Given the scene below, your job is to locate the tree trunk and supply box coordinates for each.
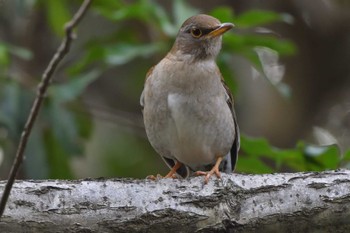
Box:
[0,169,349,232]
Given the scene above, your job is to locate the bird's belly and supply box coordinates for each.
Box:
[166,93,234,167]
[166,113,213,166]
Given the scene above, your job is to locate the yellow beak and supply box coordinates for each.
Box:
[207,23,235,38]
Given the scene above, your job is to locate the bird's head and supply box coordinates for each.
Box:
[170,14,234,62]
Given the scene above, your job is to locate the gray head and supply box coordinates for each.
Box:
[170,14,234,61]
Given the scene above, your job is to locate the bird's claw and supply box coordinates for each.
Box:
[146,174,163,180]
[146,173,178,180]
[195,168,221,184]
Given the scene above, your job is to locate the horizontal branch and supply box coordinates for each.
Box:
[0,170,350,232]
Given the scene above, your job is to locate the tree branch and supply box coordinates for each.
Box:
[0,0,92,217]
[0,170,349,232]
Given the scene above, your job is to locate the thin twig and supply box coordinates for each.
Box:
[0,0,92,218]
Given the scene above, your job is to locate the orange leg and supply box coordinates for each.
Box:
[195,156,223,184]
[164,161,182,178]
[147,161,182,180]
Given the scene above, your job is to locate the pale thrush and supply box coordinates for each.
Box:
[140,14,240,183]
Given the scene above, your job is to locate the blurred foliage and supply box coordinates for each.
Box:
[0,0,349,180]
[240,136,347,173]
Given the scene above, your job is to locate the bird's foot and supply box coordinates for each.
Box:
[195,169,221,184]
[195,156,223,184]
[147,161,182,180]
[146,174,178,180]
[146,174,163,180]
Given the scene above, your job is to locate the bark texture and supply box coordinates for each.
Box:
[0,170,350,232]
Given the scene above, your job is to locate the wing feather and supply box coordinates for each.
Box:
[220,74,240,171]
[140,66,155,110]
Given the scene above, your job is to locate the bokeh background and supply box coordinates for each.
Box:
[0,0,350,180]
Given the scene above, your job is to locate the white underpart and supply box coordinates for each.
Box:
[167,93,216,166]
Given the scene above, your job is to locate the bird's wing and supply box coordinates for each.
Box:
[221,74,240,171]
[140,66,155,110]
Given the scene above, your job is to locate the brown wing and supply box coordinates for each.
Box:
[221,75,240,171]
[140,66,155,111]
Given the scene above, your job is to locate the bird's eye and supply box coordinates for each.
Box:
[190,28,202,38]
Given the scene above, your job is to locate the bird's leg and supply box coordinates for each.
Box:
[195,156,223,184]
[164,161,182,178]
[147,161,182,180]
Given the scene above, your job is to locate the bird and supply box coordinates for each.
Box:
[140,14,240,184]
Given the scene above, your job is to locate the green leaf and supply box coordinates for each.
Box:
[0,81,31,138]
[224,33,295,97]
[240,136,274,156]
[0,44,9,66]
[0,112,12,133]
[241,48,264,70]
[235,10,282,28]
[303,144,340,170]
[210,7,235,23]
[151,3,177,36]
[43,127,73,179]
[273,148,304,171]
[68,46,105,75]
[93,1,122,20]
[252,37,296,56]
[341,150,350,168]
[7,44,33,60]
[50,70,101,103]
[94,0,176,36]
[92,0,122,12]
[0,42,32,72]
[225,34,296,56]
[73,103,93,140]
[231,46,292,98]
[61,101,93,141]
[237,157,274,173]
[47,70,98,157]
[343,150,350,162]
[240,136,342,172]
[217,53,238,94]
[24,127,49,179]
[46,99,82,155]
[102,0,153,21]
[45,0,71,36]
[173,0,199,28]
[223,32,297,97]
[105,42,165,65]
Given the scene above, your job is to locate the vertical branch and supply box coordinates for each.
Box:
[0,0,92,218]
